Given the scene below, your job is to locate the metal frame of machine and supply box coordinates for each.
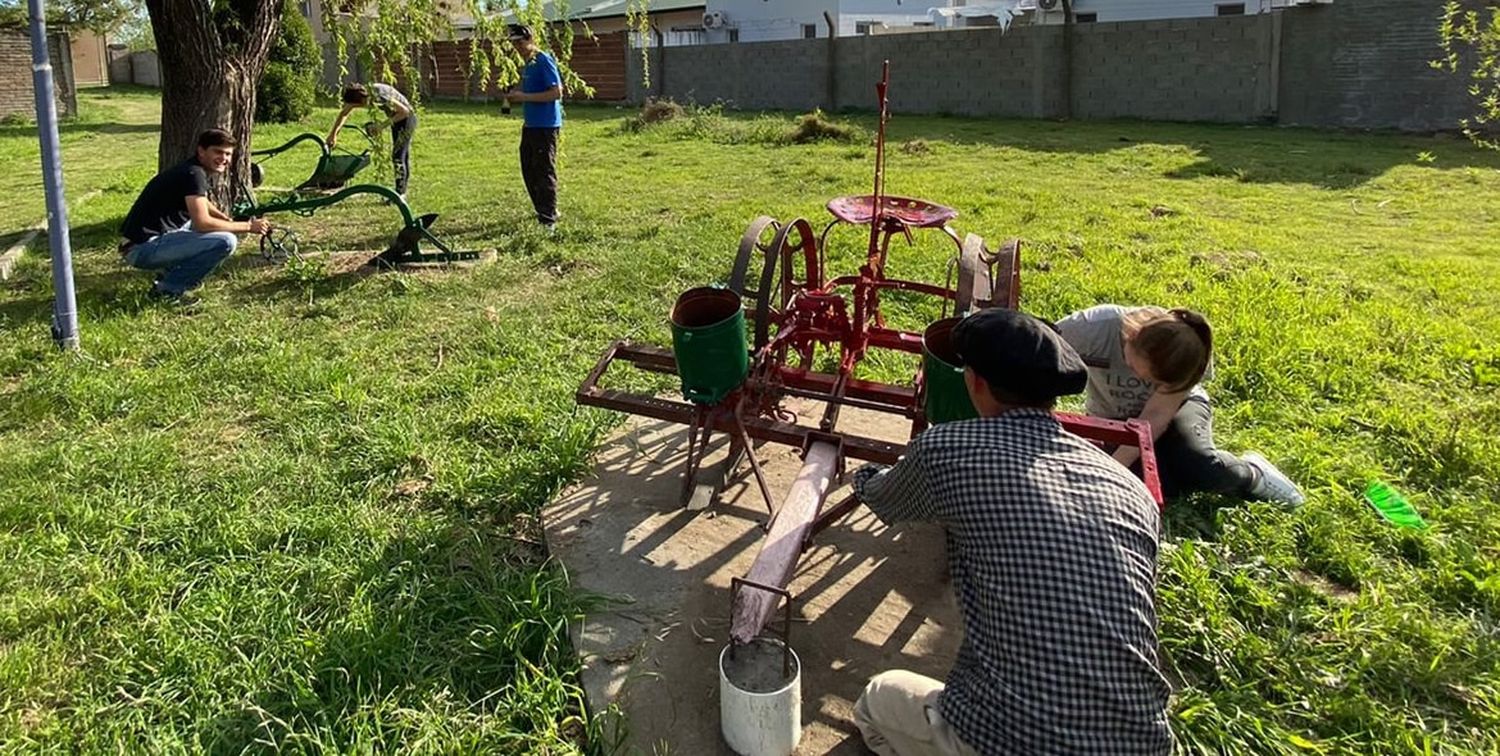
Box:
[576,62,1163,647]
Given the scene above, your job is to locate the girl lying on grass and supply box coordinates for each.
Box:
[1057,305,1305,506]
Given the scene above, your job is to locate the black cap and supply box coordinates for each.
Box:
[951,309,1087,402]
[507,23,534,40]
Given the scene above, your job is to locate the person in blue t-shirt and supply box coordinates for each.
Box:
[504,24,563,229]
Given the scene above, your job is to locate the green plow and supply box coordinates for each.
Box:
[234,129,479,267]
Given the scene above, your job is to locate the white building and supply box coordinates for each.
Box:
[698,0,1305,41]
[700,0,966,43]
[1014,0,1291,25]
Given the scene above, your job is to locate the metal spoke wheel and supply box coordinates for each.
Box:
[259,227,302,264]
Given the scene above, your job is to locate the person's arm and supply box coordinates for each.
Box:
[508,85,562,103]
[367,100,412,134]
[852,438,939,526]
[511,55,563,104]
[327,104,356,146]
[187,195,269,235]
[1113,389,1189,467]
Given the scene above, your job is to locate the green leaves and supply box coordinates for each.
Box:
[1435,2,1500,151]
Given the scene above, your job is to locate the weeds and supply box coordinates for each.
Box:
[619,101,866,146]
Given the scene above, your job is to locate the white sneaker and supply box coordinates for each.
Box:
[1244,452,1306,507]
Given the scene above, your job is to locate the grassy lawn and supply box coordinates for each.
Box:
[2,88,1499,753]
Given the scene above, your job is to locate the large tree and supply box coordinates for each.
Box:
[144,0,282,204]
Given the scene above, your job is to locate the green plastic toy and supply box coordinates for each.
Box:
[1364,481,1428,530]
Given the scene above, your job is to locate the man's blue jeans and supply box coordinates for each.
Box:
[124,227,237,295]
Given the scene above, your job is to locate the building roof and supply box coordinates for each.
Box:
[453,0,703,30]
[560,0,705,20]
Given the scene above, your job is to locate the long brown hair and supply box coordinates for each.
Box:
[1124,307,1213,392]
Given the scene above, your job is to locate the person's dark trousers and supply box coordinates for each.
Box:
[520,126,559,226]
[391,114,416,196]
[1151,397,1257,499]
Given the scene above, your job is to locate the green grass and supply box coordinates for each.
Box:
[2,88,1500,753]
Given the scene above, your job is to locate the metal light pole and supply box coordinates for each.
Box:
[27,0,80,350]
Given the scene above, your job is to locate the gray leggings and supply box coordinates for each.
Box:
[1149,397,1257,499]
[391,114,416,194]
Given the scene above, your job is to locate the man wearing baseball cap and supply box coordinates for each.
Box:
[851,309,1172,756]
[503,23,563,230]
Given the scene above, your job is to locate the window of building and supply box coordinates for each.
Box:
[670,26,706,46]
[803,23,817,39]
[1076,12,1098,22]
[855,21,873,35]
[1216,3,1246,15]
[728,28,740,43]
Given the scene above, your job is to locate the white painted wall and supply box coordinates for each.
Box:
[703,0,836,42]
[703,0,952,42]
[1025,0,1274,24]
[834,0,946,36]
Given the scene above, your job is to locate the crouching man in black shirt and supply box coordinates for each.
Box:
[119,128,271,303]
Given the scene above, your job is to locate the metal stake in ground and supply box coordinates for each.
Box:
[27,0,79,350]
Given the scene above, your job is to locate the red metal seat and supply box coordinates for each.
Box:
[826,195,958,228]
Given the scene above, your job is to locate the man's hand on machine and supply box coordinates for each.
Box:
[247,217,272,235]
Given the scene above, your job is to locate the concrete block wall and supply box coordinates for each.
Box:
[128,50,160,88]
[625,0,1483,133]
[0,28,76,120]
[107,45,132,85]
[832,27,1066,118]
[643,38,830,112]
[1278,1,1477,131]
[1072,16,1272,123]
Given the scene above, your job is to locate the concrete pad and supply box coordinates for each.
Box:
[544,400,963,755]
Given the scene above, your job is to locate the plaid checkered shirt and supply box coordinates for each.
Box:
[853,408,1173,755]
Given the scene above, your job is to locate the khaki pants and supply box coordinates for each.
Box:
[854,671,979,756]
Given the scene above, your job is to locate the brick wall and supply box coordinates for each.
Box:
[0,28,75,120]
[424,33,628,102]
[626,0,1481,133]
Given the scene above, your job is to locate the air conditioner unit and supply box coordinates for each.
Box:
[1036,0,1059,10]
[703,10,730,29]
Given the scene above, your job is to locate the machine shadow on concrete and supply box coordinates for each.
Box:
[544,403,963,755]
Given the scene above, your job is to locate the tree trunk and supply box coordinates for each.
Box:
[145,0,283,208]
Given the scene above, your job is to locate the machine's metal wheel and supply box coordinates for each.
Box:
[260,227,302,263]
[729,217,787,352]
[953,235,1022,315]
[729,216,821,352]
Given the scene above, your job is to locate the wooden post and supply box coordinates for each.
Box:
[1060,0,1075,120]
[824,11,837,111]
[730,441,841,644]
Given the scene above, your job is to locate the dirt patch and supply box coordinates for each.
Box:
[1294,570,1359,602]
[900,139,931,156]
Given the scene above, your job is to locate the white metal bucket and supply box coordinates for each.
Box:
[719,638,802,756]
